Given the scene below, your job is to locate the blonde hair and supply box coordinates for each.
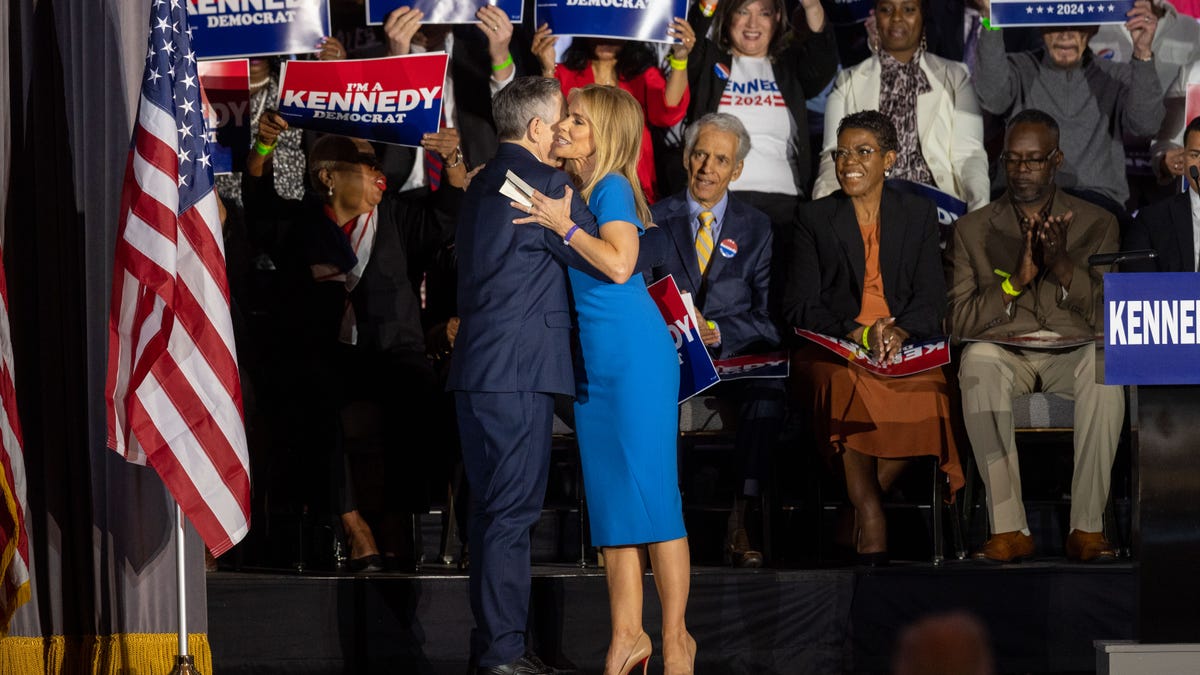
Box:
[567,85,652,227]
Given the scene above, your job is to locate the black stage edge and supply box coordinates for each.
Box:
[208,562,1133,674]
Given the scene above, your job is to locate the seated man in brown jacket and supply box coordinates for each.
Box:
[947,109,1124,564]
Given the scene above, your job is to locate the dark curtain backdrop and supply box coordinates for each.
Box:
[2,0,210,671]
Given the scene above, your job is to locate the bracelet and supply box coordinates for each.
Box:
[492,52,514,72]
[667,54,688,71]
[861,324,871,350]
[1133,52,1154,62]
[563,224,581,245]
[980,17,1001,31]
[1001,278,1023,297]
[445,147,463,168]
[253,139,277,156]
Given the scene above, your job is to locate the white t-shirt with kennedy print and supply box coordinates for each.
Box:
[717,55,798,196]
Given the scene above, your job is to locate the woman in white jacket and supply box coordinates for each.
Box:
[813,0,989,211]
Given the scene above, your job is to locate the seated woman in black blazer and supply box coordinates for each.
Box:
[784,110,963,565]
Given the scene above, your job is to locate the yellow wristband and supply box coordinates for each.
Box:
[1001,278,1023,297]
[861,324,871,350]
[667,54,688,71]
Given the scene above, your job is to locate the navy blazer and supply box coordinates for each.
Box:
[783,187,945,340]
[447,143,605,395]
[1124,190,1194,273]
[650,191,779,358]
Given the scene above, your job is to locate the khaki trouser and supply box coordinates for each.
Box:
[958,343,1124,534]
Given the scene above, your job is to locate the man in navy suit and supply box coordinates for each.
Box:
[447,76,596,675]
[650,113,784,568]
[1125,115,1200,273]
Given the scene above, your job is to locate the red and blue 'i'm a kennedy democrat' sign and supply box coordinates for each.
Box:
[989,0,1134,27]
[647,275,720,403]
[187,0,331,59]
[276,54,448,147]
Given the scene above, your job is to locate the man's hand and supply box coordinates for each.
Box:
[1127,0,1159,60]
[384,7,424,56]
[1039,210,1075,289]
[1010,218,1039,295]
[446,317,460,348]
[1161,147,1187,177]
[695,309,720,346]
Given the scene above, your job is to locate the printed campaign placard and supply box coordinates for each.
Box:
[276,54,448,147]
[367,0,523,25]
[885,178,967,249]
[197,59,251,175]
[989,0,1134,28]
[187,0,331,60]
[1104,272,1200,384]
[795,329,950,377]
[536,0,688,43]
[647,275,721,403]
[825,0,873,25]
[713,351,790,381]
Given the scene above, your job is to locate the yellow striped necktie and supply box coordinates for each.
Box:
[696,210,715,274]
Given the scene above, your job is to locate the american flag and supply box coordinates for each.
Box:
[105,0,251,556]
[0,242,31,635]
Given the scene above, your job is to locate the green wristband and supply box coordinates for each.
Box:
[492,52,514,72]
[253,139,277,156]
[981,17,1001,31]
[861,324,871,350]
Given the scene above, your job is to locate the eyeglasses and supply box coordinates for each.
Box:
[1000,148,1059,171]
[831,146,882,163]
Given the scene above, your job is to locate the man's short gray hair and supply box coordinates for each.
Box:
[683,113,751,163]
[493,76,563,142]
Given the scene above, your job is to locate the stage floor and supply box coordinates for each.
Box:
[208,559,1133,674]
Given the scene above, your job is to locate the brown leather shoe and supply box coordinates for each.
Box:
[725,528,763,568]
[971,531,1035,563]
[1066,530,1118,563]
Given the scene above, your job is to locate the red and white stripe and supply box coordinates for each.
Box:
[106,96,251,556]
[0,242,31,635]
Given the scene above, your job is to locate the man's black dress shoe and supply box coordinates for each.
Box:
[346,554,384,573]
[476,652,554,675]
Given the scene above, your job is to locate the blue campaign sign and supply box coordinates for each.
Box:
[825,0,873,25]
[990,1,1134,27]
[537,0,688,43]
[366,0,523,25]
[885,178,968,248]
[187,0,331,59]
[1104,273,1200,384]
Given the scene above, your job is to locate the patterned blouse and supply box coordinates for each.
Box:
[878,49,936,187]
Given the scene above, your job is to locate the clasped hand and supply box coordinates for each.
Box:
[862,317,909,366]
[1013,210,1074,292]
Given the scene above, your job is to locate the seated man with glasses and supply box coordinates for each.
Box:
[947,109,1124,564]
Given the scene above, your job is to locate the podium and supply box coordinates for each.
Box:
[1098,273,1200,669]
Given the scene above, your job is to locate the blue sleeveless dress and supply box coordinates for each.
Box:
[569,174,686,547]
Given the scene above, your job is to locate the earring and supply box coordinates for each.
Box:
[328,183,334,197]
[920,31,927,54]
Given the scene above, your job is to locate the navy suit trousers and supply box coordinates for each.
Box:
[455,390,554,667]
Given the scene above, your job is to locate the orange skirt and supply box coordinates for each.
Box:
[791,344,964,494]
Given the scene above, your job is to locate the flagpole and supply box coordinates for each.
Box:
[170,503,198,674]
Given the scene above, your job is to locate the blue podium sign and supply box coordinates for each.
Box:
[1104,272,1200,384]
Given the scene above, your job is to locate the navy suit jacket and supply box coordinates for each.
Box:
[783,187,945,340]
[650,191,779,359]
[446,143,602,396]
[1124,190,1194,273]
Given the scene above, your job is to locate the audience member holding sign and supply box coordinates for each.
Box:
[513,85,695,675]
[785,111,963,567]
[813,0,989,212]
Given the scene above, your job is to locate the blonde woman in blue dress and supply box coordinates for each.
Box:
[513,83,696,675]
